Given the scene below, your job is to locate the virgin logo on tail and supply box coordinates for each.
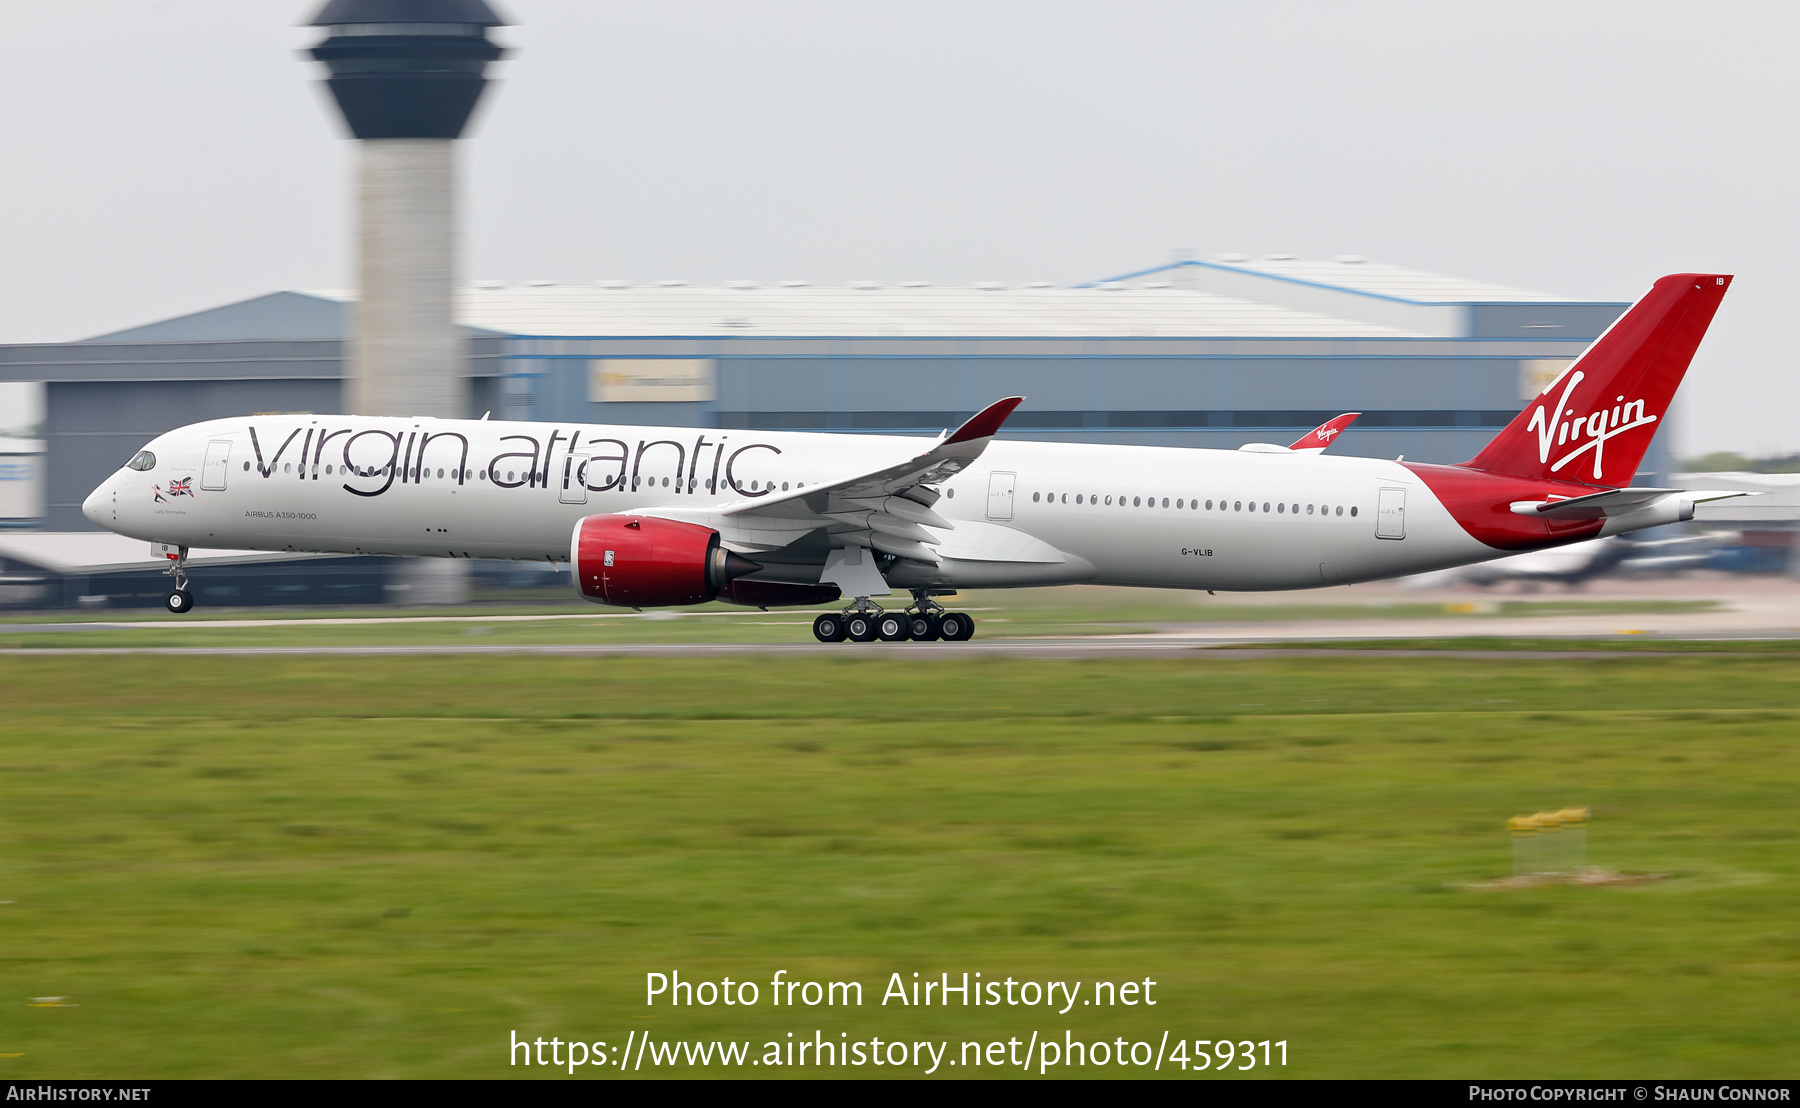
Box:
[1525,370,1657,482]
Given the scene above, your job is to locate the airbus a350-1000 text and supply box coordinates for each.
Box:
[85,273,1744,642]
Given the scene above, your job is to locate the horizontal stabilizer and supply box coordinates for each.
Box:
[1512,487,1753,519]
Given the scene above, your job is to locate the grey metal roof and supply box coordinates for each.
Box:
[71,258,1625,345]
[1094,256,1573,304]
[82,292,347,344]
[301,285,1421,339]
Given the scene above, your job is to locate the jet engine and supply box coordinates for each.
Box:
[571,514,760,607]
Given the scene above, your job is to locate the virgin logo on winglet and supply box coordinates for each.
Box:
[1524,370,1657,483]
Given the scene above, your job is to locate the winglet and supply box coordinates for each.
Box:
[944,396,1026,445]
[1290,412,1360,454]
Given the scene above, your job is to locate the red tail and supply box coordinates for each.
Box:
[1466,274,1731,484]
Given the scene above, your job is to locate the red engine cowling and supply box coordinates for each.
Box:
[571,514,760,607]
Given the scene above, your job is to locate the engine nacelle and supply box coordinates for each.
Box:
[718,579,842,608]
[570,514,759,608]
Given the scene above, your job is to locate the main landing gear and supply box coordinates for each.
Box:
[162,546,196,614]
[811,591,974,644]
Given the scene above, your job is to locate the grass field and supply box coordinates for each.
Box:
[1,652,1796,1078]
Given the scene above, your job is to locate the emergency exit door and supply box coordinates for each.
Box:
[987,471,1016,520]
[560,455,589,504]
[201,440,232,491]
[1376,487,1407,539]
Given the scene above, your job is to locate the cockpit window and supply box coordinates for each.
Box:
[126,450,155,471]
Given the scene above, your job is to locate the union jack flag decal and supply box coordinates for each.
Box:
[154,477,195,503]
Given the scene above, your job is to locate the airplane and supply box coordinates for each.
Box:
[84,273,1747,643]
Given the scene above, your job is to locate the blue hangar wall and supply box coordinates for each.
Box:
[0,289,1648,532]
[497,329,1638,465]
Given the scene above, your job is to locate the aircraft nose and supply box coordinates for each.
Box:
[82,477,113,527]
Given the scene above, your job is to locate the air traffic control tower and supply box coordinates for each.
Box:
[306,0,506,419]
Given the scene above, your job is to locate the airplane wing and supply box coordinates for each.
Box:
[639,396,1026,565]
[1289,412,1361,454]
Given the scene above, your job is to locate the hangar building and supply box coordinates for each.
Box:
[0,255,1637,535]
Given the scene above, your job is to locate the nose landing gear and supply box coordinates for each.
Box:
[161,545,196,614]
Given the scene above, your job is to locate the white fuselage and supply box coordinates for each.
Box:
[85,414,1516,593]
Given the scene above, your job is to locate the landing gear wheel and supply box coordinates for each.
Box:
[812,613,847,643]
[165,588,195,614]
[908,613,941,641]
[845,613,879,643]
[876,613,911,642]
[938,611,975,641]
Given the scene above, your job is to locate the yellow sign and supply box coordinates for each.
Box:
[589,359,716,404]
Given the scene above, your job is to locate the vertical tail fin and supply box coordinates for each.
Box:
[1465,274,1731,485]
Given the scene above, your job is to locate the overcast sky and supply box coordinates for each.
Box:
[1,1,1795,455]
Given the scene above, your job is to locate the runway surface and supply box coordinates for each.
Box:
[4,640,1793,660]
[5,576,1798,655]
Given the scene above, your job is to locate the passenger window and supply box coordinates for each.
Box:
[1105,495,1113,505]
[1350,506,1358,517]
[1162,498,1169,508]
[1306,504,1314,515]
[947,488,956,498]
[1206,500,1213,509]
[1176,499,1183,509]
[1076,494,1083,504]
[1277,502,1284,513]
[1033,492,1040,502]
[1334,505,1342,516]
[1234,501,1242,511]
[1132,497,1140,507]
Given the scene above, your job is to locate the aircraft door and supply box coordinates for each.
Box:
[560,454,589,504]
[201,440,232,491]
[1376,487,1406,539]
[986,471,1016,521]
